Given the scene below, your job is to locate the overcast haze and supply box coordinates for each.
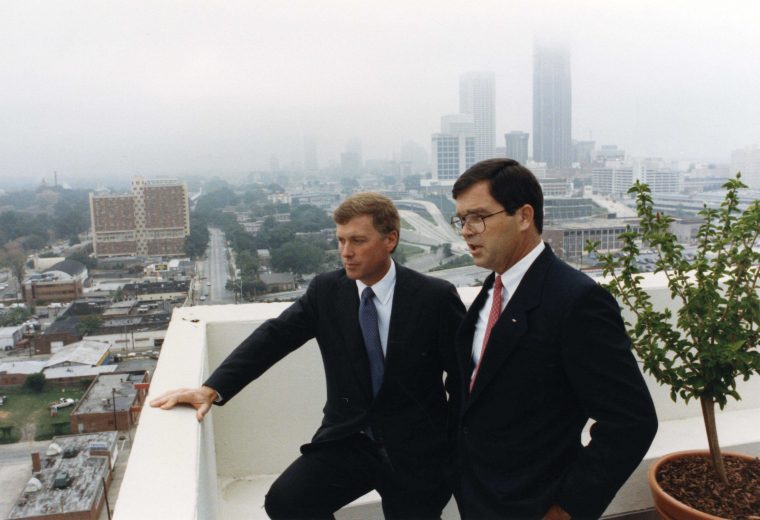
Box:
[2,0,759,183]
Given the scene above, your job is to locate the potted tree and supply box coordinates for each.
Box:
[585,174,760,519]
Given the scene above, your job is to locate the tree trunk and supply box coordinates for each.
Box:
[700,396,728,485]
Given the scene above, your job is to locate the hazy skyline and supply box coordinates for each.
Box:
[2,0,760,182]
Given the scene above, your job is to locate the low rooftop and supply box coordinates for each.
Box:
[73,372,145,415]
[8,432,118,519]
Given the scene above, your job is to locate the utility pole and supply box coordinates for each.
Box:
[111,388,118,431]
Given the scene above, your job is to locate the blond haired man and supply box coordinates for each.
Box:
[152,193,464,519]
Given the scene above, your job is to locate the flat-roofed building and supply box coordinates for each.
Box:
[544,218,641,261]
[8,432,118,520]
[0,325,24,350]
[22,260,88,305]
[70,371,149,433]
[90,177,189,258]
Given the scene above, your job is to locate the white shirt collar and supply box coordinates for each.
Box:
[497,241,545,298]
[356,260,396,305]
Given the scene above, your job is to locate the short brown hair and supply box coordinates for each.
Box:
[452,158,544,233]
[333,192,400,236]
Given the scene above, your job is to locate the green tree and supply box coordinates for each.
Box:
[586,175,760,484]
[24,372,47,393]
[272,240,325,275]
[184,218,210,259]
[290,204,333,232]
[78,315,103,336]
[66,250,98,270]
[236,250,259,278]
[257,218,296,250]
[0,246,26,288]
[0,307,32,326]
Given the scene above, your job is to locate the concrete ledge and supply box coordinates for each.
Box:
[114,288,760,520]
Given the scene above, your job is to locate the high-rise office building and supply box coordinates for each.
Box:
[460,71,495,163]
[533,43,572,169]
[505,131,530,164]
[90,177,189,258]
[430,115,477,185]
[730,146,760,190]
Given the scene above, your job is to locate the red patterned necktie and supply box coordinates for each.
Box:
[469,275,503,393]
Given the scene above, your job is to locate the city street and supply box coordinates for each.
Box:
[200,227,235,305]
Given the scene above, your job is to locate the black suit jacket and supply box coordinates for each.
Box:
[455,245,657,519]
[205,264,465,483]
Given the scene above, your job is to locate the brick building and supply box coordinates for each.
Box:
[89,177,189,258]
[70,371,149,433]
[22,260,88,305]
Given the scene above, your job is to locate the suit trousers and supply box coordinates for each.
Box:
[264,434,446,520]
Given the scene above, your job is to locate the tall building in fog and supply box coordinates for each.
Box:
[303,135,318,171]
[90,177,189,258]
[460,71,495,162]
[430,115,476,185]
[505,131,530,164]
[533,43,572,169]
[730,145,760,190]
[341,139,363,174]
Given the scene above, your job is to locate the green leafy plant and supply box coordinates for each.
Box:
[585,174,760,484]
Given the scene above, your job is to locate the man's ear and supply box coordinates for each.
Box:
[517,204,535,230]
[386,230,400,252]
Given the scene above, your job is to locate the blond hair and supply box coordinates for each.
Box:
[333,192,400,236]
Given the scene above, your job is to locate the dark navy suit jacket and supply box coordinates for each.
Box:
[455,245,658,519]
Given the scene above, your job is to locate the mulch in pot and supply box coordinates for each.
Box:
[657,454,760,519]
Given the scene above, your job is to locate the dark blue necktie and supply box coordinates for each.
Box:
[359,287,385,397]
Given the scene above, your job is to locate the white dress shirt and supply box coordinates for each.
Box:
[471,242,545,365]
[356,260,396,356]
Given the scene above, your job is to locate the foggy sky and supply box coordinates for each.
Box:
[1,0,759,182]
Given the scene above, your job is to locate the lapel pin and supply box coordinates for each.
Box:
[511,318,517,323]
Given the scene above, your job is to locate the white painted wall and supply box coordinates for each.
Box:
[114,277,760,520]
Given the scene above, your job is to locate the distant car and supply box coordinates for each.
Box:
[206,282,211,286]
[199,295,207,301]
[49,398,75,410]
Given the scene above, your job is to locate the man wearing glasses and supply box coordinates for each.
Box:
[449,159,657,520]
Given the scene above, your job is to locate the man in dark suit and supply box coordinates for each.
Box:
[150,193,465,519]
[450,159,658,520]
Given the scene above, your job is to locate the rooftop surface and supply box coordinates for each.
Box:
[44,340,110,369]
[8,432,118,519]
[73,372,145,415]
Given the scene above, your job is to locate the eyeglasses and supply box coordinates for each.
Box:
[450,210,507,234]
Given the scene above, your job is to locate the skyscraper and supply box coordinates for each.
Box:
[431,115,477,184]
[731,146,760,190]
[505,131,530,164]
[460,71,495,162]
[533,42,572,169]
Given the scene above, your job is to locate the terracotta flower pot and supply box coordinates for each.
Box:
[648,449,754,520]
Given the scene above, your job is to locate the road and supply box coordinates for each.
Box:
[199,227,235,305]
[0,440,49,518]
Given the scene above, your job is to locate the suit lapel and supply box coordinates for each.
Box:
[335,272,373,401]
[465,246,556,405]
[384,264,422,378]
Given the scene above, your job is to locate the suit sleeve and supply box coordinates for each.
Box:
[555,283,658,519]
[437,282,466,436]
[203,276,320,405]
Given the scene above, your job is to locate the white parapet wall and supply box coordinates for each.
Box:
[114,276,760,520]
